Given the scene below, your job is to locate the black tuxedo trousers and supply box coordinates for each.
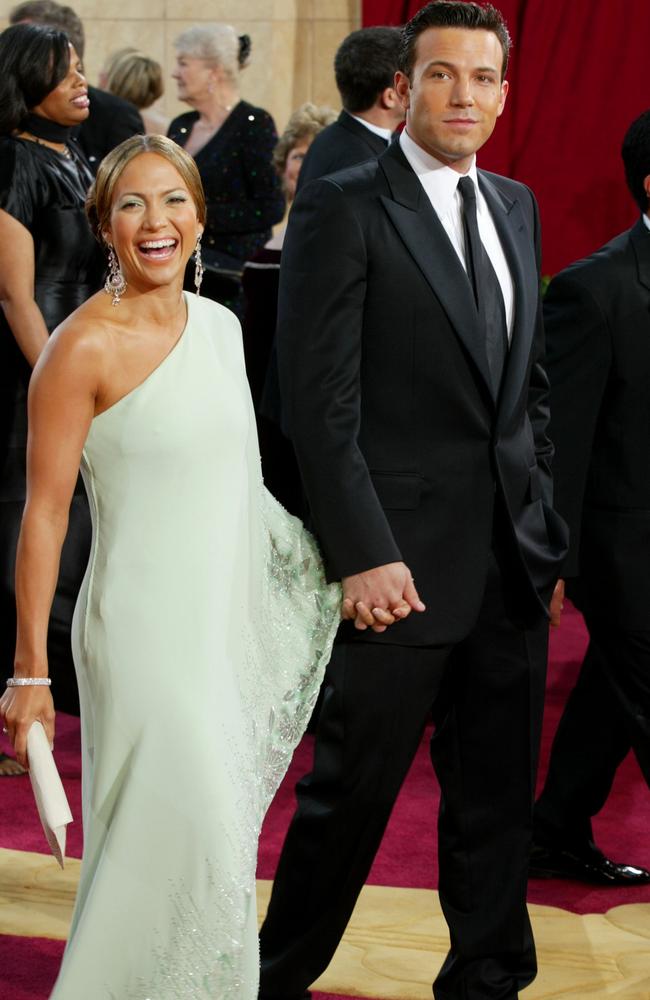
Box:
[259,548,549,1000]
[534,221,650,843]
[534,613,650,848]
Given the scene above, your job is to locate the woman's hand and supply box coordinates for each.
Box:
[341,597,399,633]
[0,683,55,769]
[341,562,425,632]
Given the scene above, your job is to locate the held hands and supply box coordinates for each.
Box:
[549,578,565,629]
[341,561,426,633]
[0,682,55,770]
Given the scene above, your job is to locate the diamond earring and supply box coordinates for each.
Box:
[104,244,127,306]
[194,234,204,295]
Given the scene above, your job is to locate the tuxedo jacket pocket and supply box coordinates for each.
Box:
[527,465,543,503]
[370,471,423,510]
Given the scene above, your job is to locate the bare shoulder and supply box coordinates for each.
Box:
[33,291,113,388]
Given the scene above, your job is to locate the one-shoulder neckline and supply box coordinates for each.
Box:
[93,292,192,423]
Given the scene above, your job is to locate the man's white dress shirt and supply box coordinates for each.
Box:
[399,128,515,340]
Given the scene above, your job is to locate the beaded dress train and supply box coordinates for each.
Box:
[50,293,340,998]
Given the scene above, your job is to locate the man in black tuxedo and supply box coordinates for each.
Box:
[259,4,567,999]
[531,111,650,887]
[9,0,143,172]
[75,84,143,174]
[296,26,404,191]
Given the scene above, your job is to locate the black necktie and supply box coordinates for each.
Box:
[457,175,508,396]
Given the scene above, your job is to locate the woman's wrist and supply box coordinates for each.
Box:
[13,656,49,680]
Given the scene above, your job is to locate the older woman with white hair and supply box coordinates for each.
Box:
[168,24,284,312]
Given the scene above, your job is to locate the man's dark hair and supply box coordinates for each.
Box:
[334,26,402,113]
[0,22,71,135]
[9,0,84,58]
[399,1,511,81]
[622,110,650,213]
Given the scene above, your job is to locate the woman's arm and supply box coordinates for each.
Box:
[0,208,50,366]
[0,321,100,766]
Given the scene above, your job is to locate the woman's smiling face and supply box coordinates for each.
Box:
[31,45,90,126]
[104,152,203,293]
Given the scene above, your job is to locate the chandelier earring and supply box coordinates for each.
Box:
[194,234,204,295]
[104,243,127,306]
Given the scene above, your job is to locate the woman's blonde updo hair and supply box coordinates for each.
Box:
[173,24,248,83]
[273,102,338,175]
[86,135,207,241]
[104,47,163,109]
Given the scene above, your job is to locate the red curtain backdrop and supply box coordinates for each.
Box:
[362,0,650,275]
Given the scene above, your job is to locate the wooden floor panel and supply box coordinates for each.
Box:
[2,849,648,999]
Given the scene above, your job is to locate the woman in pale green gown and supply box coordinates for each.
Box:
[0,135,348,998]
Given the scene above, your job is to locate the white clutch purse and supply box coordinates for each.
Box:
[27,721,73,869]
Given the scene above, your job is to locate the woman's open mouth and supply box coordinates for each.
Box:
[137,239,178,260]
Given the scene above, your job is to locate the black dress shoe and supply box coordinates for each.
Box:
[530,840,650,886]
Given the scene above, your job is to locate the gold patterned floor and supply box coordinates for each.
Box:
[1,847,648,999]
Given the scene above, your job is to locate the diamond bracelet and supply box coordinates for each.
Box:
[6,677,51,687]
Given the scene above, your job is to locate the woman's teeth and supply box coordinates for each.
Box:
[139,240,177,258]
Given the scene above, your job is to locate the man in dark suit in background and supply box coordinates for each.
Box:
[531,110,650,887]
[10,0,143,172]
[296,26,404,191]
[259,4,567,999]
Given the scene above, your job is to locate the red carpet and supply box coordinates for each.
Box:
[0,937,65,1000]
[1,603,648,1000]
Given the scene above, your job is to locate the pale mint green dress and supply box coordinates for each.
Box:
[51,293,340,999]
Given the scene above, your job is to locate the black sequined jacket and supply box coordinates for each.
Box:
[168,101,285,265]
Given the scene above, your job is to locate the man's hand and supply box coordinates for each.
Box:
[550,578,565,629]
[341,561,425,633]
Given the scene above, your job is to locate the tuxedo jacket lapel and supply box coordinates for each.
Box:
[478,172,537,425]
[379,144,495,402]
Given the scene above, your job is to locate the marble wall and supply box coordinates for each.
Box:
[0,0,360,135]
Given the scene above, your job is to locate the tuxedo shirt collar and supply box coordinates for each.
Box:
[347,112,392,143]
[399,128,478,219]
[643,213,650,232]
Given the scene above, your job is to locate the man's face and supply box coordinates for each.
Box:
[395,26,508,172]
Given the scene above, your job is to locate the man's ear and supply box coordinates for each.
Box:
[496,79,509,118]
[379,85,400,110]
[644,173,650,204]
[394,70,411,112]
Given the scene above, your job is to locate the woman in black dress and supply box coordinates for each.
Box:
[168,24,285,313]
[0,24,104,760]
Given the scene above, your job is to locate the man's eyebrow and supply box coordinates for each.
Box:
[422,59,499,74]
